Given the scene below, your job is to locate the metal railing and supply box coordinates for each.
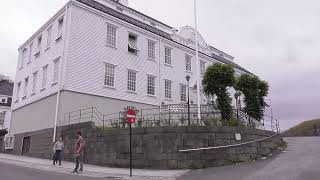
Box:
[60,105,280,132]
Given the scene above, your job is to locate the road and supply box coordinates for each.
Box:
[0,162,112,180]
[178,137,320,180]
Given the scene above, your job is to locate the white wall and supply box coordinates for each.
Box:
[12,7,69,111]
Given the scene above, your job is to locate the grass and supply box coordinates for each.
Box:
[283,118,320,137]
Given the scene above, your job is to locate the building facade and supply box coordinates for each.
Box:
[0,76,13,131]
[10,0,251,137]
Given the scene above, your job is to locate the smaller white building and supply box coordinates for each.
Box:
[0,76,13,131]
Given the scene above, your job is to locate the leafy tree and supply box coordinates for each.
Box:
[202,63,235,120]
[235,74,269,121]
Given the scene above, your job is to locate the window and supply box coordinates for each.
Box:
[104,64,115,87]
[53,59,60,83]
[23,77,29,98]
[185,55,191,71]
[32,71,38,94]
[28,43,33,63]
[164,47,172,65]
[147,75,155,96]
[128,34,139,54]
[127,70,137,92]
[180,84,187,102]
[147,40,155,60]
[46,26,52,49]
[165,80,172,99]
[0,97,7,103]
[16,82,21,101]
[20,48,27,68]
[35,36,42,56]
[200,60,206,75]
[106,24,117,47]
[57,18,64,40]
[42,65,48,88]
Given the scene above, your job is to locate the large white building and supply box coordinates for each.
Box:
[10,0,252,137]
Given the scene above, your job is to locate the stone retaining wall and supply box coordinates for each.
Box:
[8,122,282,169]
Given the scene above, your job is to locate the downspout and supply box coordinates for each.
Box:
[53,3,70,142]
[194,0,201,120]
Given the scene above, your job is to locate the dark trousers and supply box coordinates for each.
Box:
[74,153,84,172]
[53,150,62,165]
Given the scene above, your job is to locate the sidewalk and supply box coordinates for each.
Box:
[0,153,188,180]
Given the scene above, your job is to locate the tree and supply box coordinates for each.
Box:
[202,63,235,120]
[235,74,269,121]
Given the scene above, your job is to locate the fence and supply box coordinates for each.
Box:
[60,104,280,132]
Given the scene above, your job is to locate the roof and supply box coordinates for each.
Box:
[76,0,253,75]
[0,79,14,96]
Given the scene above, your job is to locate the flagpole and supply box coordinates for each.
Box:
[194,0,201,120]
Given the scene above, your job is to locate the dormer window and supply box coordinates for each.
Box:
[128,33,139,54]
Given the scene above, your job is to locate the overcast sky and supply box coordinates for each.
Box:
[1,0,319,130]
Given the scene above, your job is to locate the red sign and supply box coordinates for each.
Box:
[126,109,136,124]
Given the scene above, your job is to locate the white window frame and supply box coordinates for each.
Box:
[127,70,137,92]
[128,33,139,54]
[20,48,27,69]
[23,77,29,99]
[200,60,206,75]
[180,84,187,102]
[164,80,172,99]
[32,71,38,94]
[147,75,156,96]
[56,17,64,40]
[104,63,116,88]
[164,46,172,65]
[185,54,192,72]
[5,136,14,150]
[0,97,7,103]
[16,82,21,102]
[106,23,117,47]
[42,65,48,89]
[46,26,52,49]
[35,35,42,56]
[147,40,156,60]
[28,42,33,63]
[53,58,60,84]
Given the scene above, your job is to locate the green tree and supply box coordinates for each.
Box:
[202,63,235,120]
[235,74,269,121]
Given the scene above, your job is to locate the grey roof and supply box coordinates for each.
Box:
[0,80,14,96]
[76,0,253,75]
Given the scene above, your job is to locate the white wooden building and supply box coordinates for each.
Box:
[10,0,252,136]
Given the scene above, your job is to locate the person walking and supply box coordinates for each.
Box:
[71,131,85,174]
[53,137,64,166]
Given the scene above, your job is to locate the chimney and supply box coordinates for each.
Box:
[115,0,128,6]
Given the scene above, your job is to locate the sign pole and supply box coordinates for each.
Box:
[129,122,132,177]
[126,108,135,178]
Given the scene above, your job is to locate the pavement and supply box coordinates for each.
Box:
[1,137,320,180]
[0,153,187,180]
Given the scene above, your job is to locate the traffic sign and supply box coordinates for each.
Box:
[127,108,136,124]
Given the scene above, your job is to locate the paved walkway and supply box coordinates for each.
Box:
[0,153,188,180]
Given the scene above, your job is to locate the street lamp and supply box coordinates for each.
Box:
[234,91,241,121]
[186,75,191,126]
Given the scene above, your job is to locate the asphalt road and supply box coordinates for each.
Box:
[178,137,320,180]
[0,162,112,180]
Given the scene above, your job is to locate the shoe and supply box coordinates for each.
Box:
[70,170,77,173]
[77,170,83,174]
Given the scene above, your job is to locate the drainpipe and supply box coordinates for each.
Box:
[194,0,201,120]
[53,4,70,142]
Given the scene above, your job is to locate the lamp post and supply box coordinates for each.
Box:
[234,91,241,121]
[186,75,191,126]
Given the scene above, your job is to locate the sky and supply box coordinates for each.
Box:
[1,0,319,130]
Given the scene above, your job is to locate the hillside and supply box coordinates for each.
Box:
[283,119,320,137]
